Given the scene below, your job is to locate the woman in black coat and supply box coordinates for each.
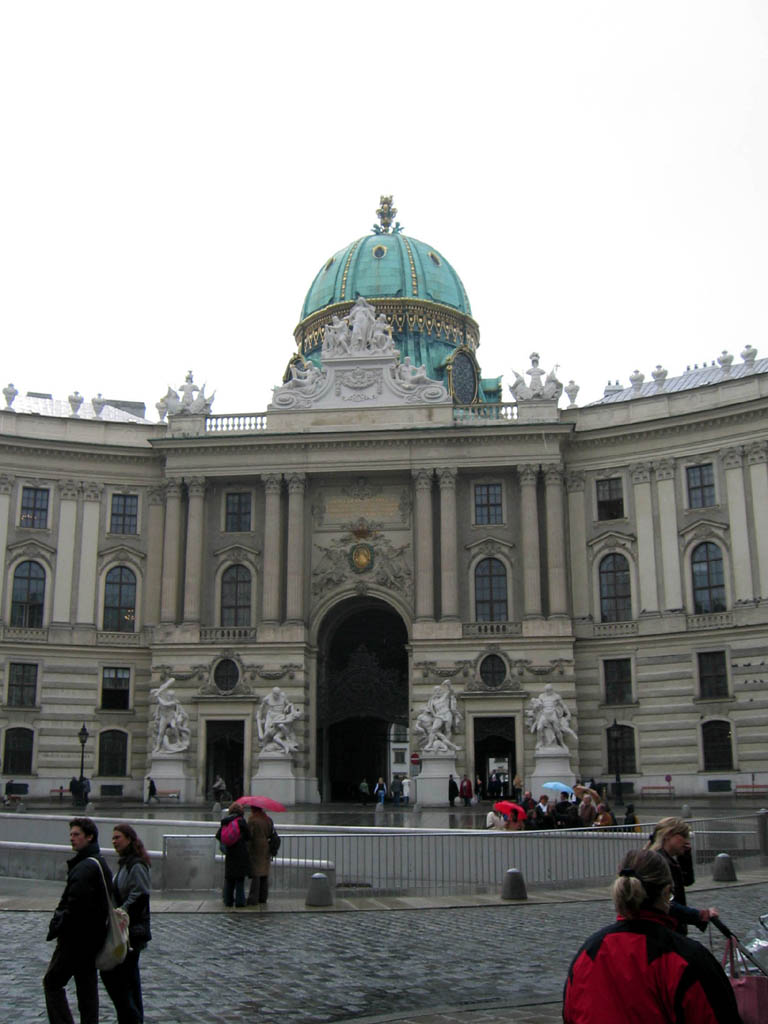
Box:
[101,822,152,1023]
[216,802,251,907]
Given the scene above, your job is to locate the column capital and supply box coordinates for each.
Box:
[543,463,564,486]
[186,476,206,498]
[0,473,14,495]
[747,440,768,466]
[148,486,166,506]
[58,479,80,500]
[565,470,585,493]
[721,446,744,470]
[654,458,676,481]
[82,482,103,502]
[165,478,183,500]
[412,468,434,490]
[287,472,307,495]
[437,467,457,490]
[518,464,539,486]
[262,473,282,495]
[630,462,651,485]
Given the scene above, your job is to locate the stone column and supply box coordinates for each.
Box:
[413,469,434,620]
[722,447,754,602]
[0,475,14,615]
[566,472,589,619]
[519,465,542,618]
[160,479,183,623]
[76,483,103,624]
[183,477,206,623]
[544,463,568,616]
[747,441,768,601]
[654,459,683,610]
[285,473,306,622]
[144,487,165,625]
[261,474,282,623]
[52,480,80,623]
[630,462,659,614]
[437,467,459,620]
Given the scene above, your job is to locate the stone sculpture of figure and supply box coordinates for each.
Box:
[150,678,191,753]
[256,686,302,755]
[510,353,562,402]
[284,360,321,390]
[348,297,376,352]
[414,679,463,754]
[525,683,577,749]
[370,314,393,351]
[323,315,351,356]
[394,357,430,388]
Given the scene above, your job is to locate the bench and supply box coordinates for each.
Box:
[157,789,180,800]
[641,785,675,797]
[50,788,66,801]
[735,785,768,797]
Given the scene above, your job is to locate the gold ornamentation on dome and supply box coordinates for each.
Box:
[373,195,401,234]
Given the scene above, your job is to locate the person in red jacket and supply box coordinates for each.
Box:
[563,848,740,1023]
[459,775,473,806]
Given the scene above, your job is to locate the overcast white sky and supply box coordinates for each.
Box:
[1,2,766,418]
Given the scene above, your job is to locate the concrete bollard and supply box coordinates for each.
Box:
[757,809,768,867]
[681,804,692,819]
[712,852,737,882]
[306,872,334,907]
[501,868,528,900]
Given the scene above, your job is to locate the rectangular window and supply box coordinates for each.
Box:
[393,749,406,764]
[20,487,49,529]
[604,659,632,705]
[596,478,624,520]
[225,492,251,532]
[698,651,728,700]
[101,667,131,710]
[687,464,715,509]
[474,483,503,525]
[110,494,139,534]
[7,663,37,707]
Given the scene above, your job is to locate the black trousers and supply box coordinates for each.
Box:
[43,941,99,1024]
[101,949,144,1023]
[247,875,269,904]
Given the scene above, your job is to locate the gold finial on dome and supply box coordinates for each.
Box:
[374,195,400,235]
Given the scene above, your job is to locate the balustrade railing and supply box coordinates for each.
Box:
[205,412,268,433]
[453,403,517,423]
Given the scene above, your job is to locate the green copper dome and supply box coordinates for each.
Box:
[300,231,471,320]
[292,198,498,404]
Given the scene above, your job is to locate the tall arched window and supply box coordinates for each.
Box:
[11,560,45,628]
[599,554,631,622]
[98,730,128,776]
[702,720,733,771]
[475,558,508,622]
[3,727,34,774]
[606,724,636,774]
[221,565,251,626]
[103,566,136,632]
[692,542,726,614]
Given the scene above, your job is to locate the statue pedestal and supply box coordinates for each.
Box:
[251,750,299,806]
[413,753,458,808]
[149,752,195,802]
[529,746,575,802]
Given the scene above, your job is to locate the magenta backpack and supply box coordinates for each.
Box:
[220,816,242,848]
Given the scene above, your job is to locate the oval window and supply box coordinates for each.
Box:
[214,659,239,692]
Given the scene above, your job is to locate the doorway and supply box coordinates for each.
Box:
[317,598,408,801]
[205,720,244,802]
[474,717,516,798]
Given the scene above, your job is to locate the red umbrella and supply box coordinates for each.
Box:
[237,795,286,812]
[494,800,527,821]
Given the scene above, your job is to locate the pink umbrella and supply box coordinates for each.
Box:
[237,795,286,812]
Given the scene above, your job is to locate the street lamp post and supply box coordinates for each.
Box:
[78,723,89,808]
[609,718,624,808]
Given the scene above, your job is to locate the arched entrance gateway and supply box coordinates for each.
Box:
[316,597,409,801]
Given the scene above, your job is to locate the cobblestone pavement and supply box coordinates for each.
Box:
[1,880,766,1023]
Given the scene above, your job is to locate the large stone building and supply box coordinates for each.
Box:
[2,200,767,803]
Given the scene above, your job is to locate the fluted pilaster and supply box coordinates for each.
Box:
[183,477,206,622]
[544,464,568,616]
[160,479,183,623]
[438,467,458,619]
[261,474,282,623]
[413,469,434,619]
[519,465,541,617]
[286,473,307,622]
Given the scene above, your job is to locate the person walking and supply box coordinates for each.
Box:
[246,806,273,905]
[563,848,739,1022]
[144,776,159,804]
[359,777,370,805]
[390,775,403,806]
[100,823,151,1023]
[212,774,226,804]
[448,774,459,806]
[459,774,473,806]
[647,816,718,936]
[401,776,410,805]
[43,816,113,1024]
[215,802,250,907]
[373,777,387,804]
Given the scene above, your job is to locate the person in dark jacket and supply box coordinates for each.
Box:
[563,848,740,1023]
[100,823,151,1023]
[647,816,718,936]
[43,816,113,1024]
[215,802,250,907]
[246,807,273,905]
[448,774,459,806]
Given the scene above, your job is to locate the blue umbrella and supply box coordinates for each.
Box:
[541,781,574,795]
